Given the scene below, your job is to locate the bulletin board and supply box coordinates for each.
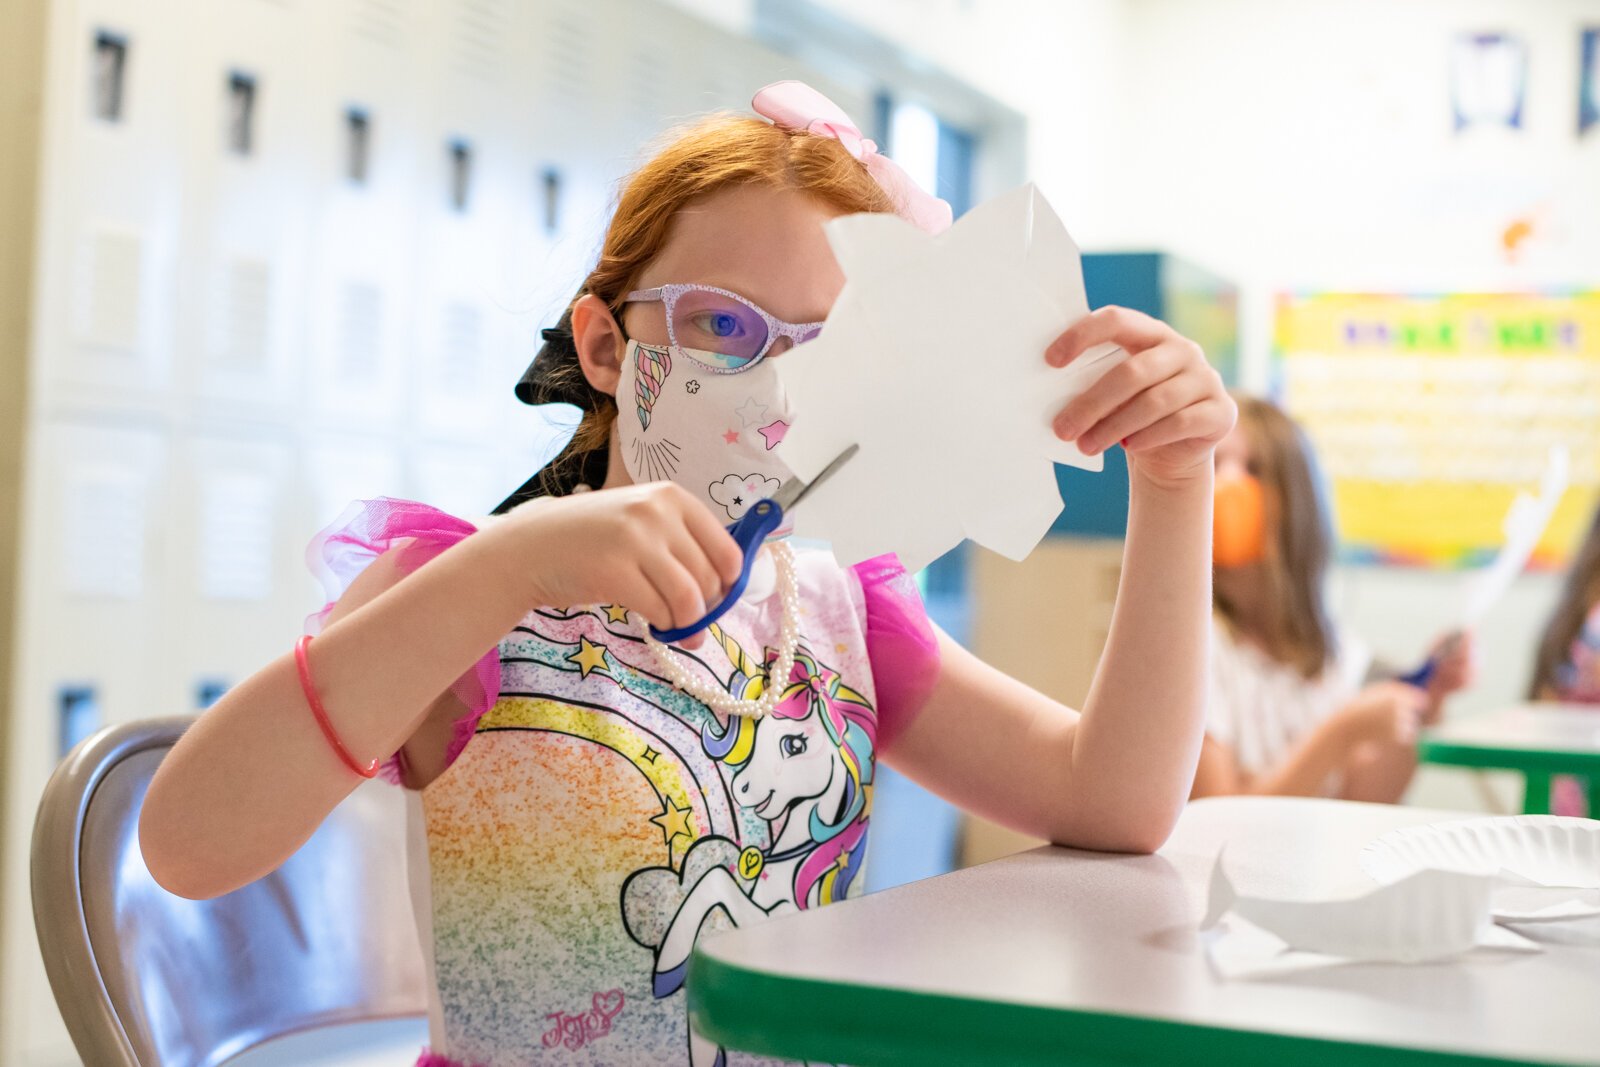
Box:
[1274,292,1600,568]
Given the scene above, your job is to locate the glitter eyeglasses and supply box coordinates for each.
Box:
[622,283,825,372]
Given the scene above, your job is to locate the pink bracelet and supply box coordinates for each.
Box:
[294,634,379,779]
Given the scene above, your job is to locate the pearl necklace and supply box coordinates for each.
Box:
[642,540,800,719]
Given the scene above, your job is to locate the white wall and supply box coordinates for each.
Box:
[1108,0,1600,384]
[805,0,1131,246]
[799,0,1600,433]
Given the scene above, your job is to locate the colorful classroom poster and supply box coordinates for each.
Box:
[1275,292,1600,568]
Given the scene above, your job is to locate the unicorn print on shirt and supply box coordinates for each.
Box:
[622,625,876,1067]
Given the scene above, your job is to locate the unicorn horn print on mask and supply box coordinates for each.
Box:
[633,343,671,431]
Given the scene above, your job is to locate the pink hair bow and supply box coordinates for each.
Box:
[751,80,954,236]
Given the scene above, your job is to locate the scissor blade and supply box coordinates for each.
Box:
[771,443,859,512]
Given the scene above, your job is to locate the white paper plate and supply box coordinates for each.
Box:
[1361,816,1600,922]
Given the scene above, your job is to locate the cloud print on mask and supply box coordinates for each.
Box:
[709,474,781,520]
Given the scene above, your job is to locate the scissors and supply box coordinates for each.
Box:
[649,444,859,644]
[1396,630,1464,689]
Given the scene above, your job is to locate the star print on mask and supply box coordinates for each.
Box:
[757,420,789,450]
[722,429,740,444]
[734,396,769,427]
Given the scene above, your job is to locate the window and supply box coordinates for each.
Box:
[448,138,473,211]
[877,94,978,217]
[345,107,371,183]
[92,32,128,121]
[226,71,257,155]
[937,124,976,217]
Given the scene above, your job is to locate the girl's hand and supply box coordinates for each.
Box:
[1423,630,1476,716]
[1335,682,1430,748]
[498,483,745,649]
[1047,306,1237,489]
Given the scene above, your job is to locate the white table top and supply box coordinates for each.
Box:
[1427,703,1600,754]
[695,796,1600,1065]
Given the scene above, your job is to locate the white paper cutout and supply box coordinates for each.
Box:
[776,183,1126,571]
[1459,445,1567,626]
[1204,815,1600,979]
[1202,854,1502,964]
[1203,911,1537,982]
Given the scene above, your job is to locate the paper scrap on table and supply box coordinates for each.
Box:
[1492,880,1600,924]
[1201,855,1507,965]
[1206,816,1600,980]
[1459,446,1568,627]
[1204,913,1538,981]
[775,183,1126,572]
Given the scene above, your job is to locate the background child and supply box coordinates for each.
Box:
[1191,394,1473,802]
[1529,502,1600,815]
[140,84,1234,1067]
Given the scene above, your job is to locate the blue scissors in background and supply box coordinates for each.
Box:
[649,443,859,644]
[1396,630,1464,689]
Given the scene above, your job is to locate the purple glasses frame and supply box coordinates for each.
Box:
[621,283,826,373]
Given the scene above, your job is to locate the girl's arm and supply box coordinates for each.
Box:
[1338,735,1420,804]
[140,522,542,900]
[1190,681,1429,799]
[885,308,1233,853]
[140,485,741,899]
[1192,727,1350,798]
[888,472,1211,852]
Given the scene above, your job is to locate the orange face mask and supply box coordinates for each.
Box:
[1213,473,1267,568]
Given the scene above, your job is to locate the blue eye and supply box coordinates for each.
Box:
[689,310,748,339]
[780,734,807,757]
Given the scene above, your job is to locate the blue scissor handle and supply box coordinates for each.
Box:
[649,499,786,644]
[1397,658,1436,689]
[1396,629,1465,689]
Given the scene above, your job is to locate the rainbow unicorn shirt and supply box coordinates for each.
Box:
[307,499,936,1067]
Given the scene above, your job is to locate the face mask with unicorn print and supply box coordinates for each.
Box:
[616,339,797,522]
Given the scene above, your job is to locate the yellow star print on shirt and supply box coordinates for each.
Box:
[649,795,695,849]
[603,604,630,624]
[567,636,610,678]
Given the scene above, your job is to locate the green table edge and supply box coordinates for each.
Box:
[687,944,1560,1067]
[1418,740,1600,776]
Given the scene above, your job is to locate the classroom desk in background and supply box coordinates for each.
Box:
[1421,703,1600,815]
[690,796,1600,1067]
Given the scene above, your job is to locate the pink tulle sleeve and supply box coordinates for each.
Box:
[305,497,502,785]
[851,554,941,753]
